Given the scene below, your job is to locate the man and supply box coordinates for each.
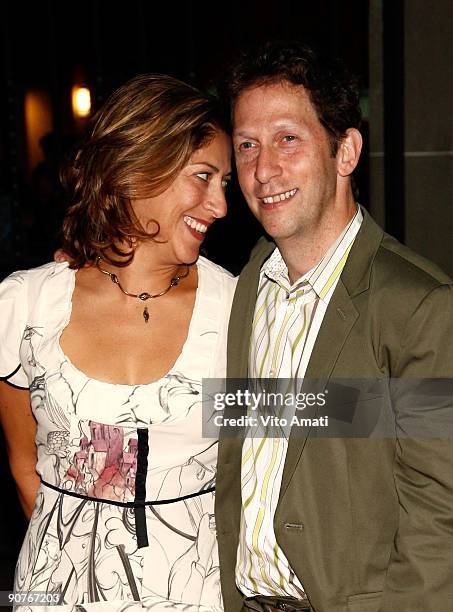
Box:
[215,42,453,612]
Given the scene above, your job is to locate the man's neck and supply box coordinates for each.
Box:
[277,202,358,284]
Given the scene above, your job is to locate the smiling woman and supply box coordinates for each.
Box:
[0,74,236,610]
[128,129,231,267]
[61,74,231,269]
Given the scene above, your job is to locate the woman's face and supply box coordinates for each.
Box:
[131,130,231,265]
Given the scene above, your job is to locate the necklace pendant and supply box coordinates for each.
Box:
[143,306,150,323]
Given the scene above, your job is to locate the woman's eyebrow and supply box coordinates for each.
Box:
[191,162,219,171]
[190,162,232,175]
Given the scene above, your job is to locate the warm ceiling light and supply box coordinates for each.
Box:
[72,86,91,118]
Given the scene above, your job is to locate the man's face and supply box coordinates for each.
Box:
[233,81,339,243]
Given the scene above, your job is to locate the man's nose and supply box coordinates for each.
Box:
[254,146,282,184]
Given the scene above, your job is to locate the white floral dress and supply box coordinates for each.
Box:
[0,257,236,611]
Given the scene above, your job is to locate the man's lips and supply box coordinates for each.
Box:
[257,188,298,209]
[183,215,212,240]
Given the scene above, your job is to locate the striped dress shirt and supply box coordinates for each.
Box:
[236,207,363,597]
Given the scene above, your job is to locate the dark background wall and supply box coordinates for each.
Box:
[1,0,370,279]
[368,0,453,274]
[1,0,452,590]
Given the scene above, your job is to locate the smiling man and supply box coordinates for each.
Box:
[215,42,453,612]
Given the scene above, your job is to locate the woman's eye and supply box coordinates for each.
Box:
[221,179,231,190]
[196,172,210,181]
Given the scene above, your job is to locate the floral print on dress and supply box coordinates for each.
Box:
[64,421,138,502]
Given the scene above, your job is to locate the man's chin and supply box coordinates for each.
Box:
[260,222,297,243]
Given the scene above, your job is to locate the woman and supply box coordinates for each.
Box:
[0,74,235,610]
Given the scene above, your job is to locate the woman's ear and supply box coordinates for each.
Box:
[337,128,362,177]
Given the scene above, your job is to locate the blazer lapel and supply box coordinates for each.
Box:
[279,209,384,499]
[279,280,359,499]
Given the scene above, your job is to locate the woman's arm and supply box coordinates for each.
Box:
[0,381,39,519]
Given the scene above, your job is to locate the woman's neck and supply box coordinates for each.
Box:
[99,242,188,292]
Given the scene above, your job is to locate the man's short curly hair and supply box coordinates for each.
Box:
[224,41,361,156]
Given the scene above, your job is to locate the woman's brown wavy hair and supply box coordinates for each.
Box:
[60,74,228,267]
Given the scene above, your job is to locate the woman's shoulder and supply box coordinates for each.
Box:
[0,262,72,384]
[198,256,238,305]
[0,261,73,299]
[197,256,238,287]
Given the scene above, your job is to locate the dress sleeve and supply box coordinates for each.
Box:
[0,270,29,388]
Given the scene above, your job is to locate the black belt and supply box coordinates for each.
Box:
[244,595,311,612]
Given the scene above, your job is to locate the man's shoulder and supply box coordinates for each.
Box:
[345,210,451,304]
[379,232,451,284]
[374,233,451,294]
[352,230,452,340]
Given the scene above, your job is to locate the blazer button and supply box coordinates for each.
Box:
[284,522,304,531]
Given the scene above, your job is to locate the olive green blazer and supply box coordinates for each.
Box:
[215,210,453,612]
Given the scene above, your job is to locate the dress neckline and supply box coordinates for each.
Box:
[55,259,204,389]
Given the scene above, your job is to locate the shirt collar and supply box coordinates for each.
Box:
[262,206,363,301]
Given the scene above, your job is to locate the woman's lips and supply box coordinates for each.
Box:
[183,215,210,241]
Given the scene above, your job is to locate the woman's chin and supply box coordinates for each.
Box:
[175,243,203,265]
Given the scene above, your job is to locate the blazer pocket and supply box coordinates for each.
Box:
[347,591,382,612]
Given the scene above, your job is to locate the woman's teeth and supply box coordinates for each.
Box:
[262,188,298,204]
[183,215,208,233]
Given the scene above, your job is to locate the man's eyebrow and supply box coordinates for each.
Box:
[234,121,305,137]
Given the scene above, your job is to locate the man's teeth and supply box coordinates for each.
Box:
[262,188,297,204]
[183,216,208,233]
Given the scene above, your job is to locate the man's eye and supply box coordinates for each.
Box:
[238,142,255,151]
[283,135,297,142]
[196,172,210,181]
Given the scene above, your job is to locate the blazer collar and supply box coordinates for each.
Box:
[224,208,384,433]
[250,207,384,299]
[340,207,384,298]
[227,208,384,381]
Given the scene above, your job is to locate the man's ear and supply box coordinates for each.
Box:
[337,128,362,177]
